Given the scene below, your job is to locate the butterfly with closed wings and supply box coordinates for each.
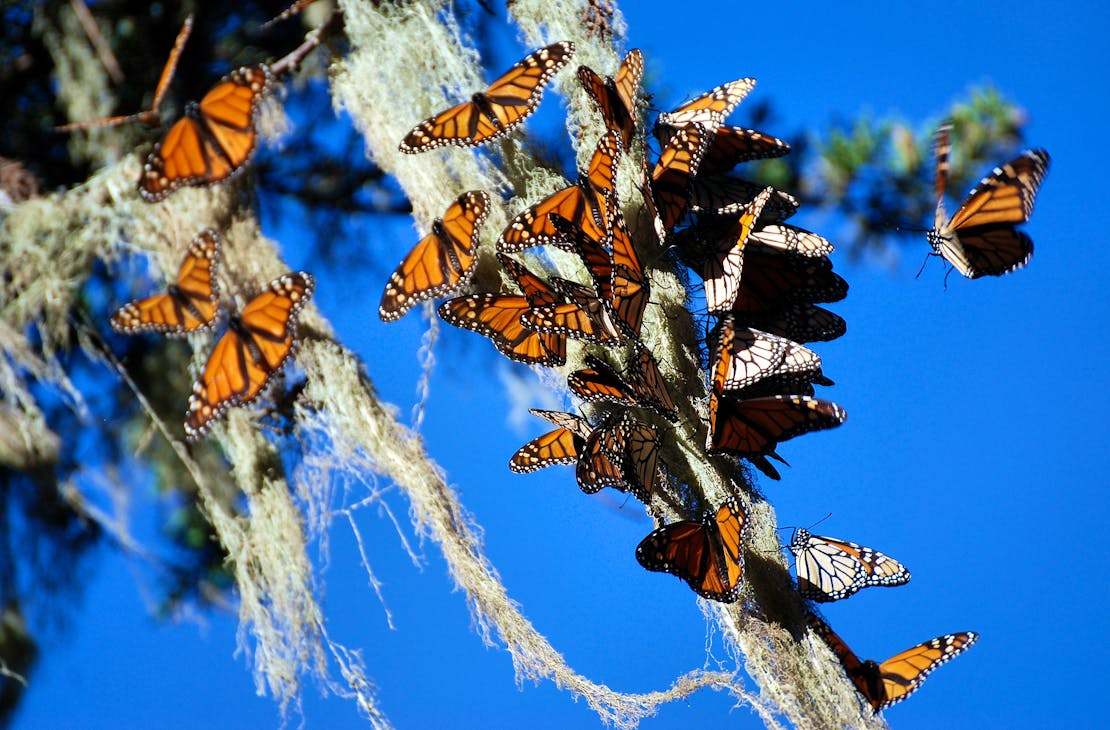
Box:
[790,528,910,602]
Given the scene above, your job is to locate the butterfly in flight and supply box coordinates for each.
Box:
[790,528,910,602]
[510,409,593,474]
[578,49,644,149]
[139,64,274,202]
[568,346,677,421]
[56,15,194,132]
[656,78,756,131]
[498,129,622,252]
[575,411,660,502]
[927,124,1049,278]
[110,229,221,336]
[636,497,747,603]
[399,41,574,153]
[437,254,566,366]
[379,191,491,321]
[185,271,314,440]
[808,614,978,711]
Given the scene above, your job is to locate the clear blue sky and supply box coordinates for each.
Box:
[15,1,1109,728]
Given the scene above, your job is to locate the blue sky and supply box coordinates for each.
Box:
[14,1,1109,728]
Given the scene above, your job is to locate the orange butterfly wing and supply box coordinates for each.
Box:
[578,49,643,148]
[379,191,491,321]
[111,229,221,335]
[438,256,565,366]
[697,125,791,176]
[651,123,711,234]
[873,633,979,709]
[399,41,574,152]
[928,124,1049,278]
[140,65,273,202]
[498,130,621,252]
[656,78,756,130]
[708,394,846,457]
[184,271,314,440]
[635,498,746,602]
[698,186,771,313]
[510,409,592,473]
[603,215,648,337]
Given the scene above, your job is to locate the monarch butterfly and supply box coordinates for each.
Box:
[575,412,660,502]
[524,277,624,344]
[744,303,847,344]
[695,125,792,176]
[110,229,221,336]
[379,191,491,322]
[551,211,648,338]
[651,123,711,235]
[711,315,829,397]
[578,49,644,149]
[55,15,194,132]
[184,271,314,440]
[498,130,622,252]
[808,614,978,711]
[693,187,773,313]
[729,247,848,315]
[568,346,677,421]
[636,497,747,603]
[790,528,910,603]
[399,41,574,153]
[139,64,274,202]
[510,409,593,473]
[688,176,800,221]
[656,78,756,130]
[707,393,846,462]
[609,215,649,337]
[437,255,566,366]
[928,124,1049,278]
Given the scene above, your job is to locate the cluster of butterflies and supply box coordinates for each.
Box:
[368,38,1046,713]
[76,14,1051,713]
[61,16,321,439]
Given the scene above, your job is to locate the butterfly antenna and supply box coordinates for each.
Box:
[806,512,833,531]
